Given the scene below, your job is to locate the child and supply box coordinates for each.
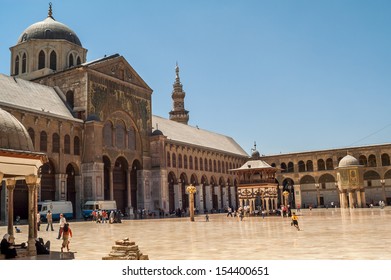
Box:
[291,212,300,231]
[205,213,209,222]
[61,223,73,252]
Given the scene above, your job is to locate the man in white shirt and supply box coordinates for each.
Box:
[56,213,66,239]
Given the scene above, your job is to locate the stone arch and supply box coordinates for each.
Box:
[113,156,129,213]
[168,171,177,213]
[363,170,380,180]
[179,173,189,210]
[103,156,111,200]
[384,169,391,179]
[190,174,199,185]
[300,175,316,184]
[359,155,367,166]
[131,159,142,211]
[368,154,377,167]
[66,162,79,218]
[381,153,390,166]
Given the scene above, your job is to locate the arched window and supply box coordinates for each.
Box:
[50,50,57,70]
[115,122,126,149]
[381,153,390,166]
[298,161,305,172]
[222,161,225,173]
[326,158,334,170]
[76,56,81,65]
[209,159,213,172]
[184,155,188,169]
[281,163,287,173]
[38,50,45,69]
[287,162,294,172]
[103,122,112,147]
[368,154,377,167]
[22,53,27,73]
[359,155,367,166]
[64,134,70,154]
[318,159,325,171]
[167,152,171,167]
[199,157,203,171]
[214,160,217,172]
[40,131,47,152]
[66,90,74,109]
[74,136,80,155]
[306,160,314,172]
[204,158,208,171]
[172,153,177,168]
[28,128,35,148]
[14,55,19,75]
[218,161,221,173]
[69,54,74,67]
[189,156,193,170]
[194,157,198,170]
[178,154,183,169]
[52,133,60,153]
[128,126,136,150]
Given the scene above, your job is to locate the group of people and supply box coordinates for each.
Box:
[92,209,122,223]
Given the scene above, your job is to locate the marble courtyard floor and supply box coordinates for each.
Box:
[2,207,391,260]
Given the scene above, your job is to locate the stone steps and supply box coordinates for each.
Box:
[102,237,148,260]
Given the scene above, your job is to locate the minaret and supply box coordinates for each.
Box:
[169,63,189,125]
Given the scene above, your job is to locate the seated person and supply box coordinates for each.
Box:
[1,234,17,259]
[35,237,50,255]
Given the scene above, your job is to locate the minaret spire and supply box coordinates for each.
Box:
[169,63,189,125]
[48,2,54,19]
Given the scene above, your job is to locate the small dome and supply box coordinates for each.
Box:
[338,155,359,168]
[0,108,34,152]
[251,150,260,159]
[152,129,164,136]
[17,16,82,47]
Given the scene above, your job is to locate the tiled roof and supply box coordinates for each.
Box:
[152,115,248,157]
[0,74,76,120]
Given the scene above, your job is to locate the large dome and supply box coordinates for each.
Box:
[338,155,360,168]
[0,108,34,152]
[17,16,82,47]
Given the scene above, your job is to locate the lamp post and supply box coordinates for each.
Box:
[187,184,196,222]
[282,190,289,207]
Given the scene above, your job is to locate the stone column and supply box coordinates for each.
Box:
[6,179,16,236]
[265,197,270,213]
[25,175,38,256]
[356,190,362,208]
[360,190,366,207]
[381,180,387,205]
[109,166,114,200]
[127,168,131,208]
[348,191,354,208]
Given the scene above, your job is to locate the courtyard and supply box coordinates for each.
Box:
[1,207,391,260]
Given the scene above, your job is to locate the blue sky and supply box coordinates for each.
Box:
[1,0,391,155]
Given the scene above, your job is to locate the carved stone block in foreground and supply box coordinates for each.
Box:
[102,237,149,260]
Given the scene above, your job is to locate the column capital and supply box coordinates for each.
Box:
[6,178,16,189]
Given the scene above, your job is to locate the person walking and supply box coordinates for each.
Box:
[291,212,300,231]
[46,210,54,231]
[61,223,73,252]
[57,213,66,239]
[227,207,233,217]
[37,211,41,231]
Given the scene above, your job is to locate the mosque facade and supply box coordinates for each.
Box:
[1,5,391,223]
[0,5,248,221]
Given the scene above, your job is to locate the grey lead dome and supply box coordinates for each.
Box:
[0,108,34,152]
[17,16,82,47]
